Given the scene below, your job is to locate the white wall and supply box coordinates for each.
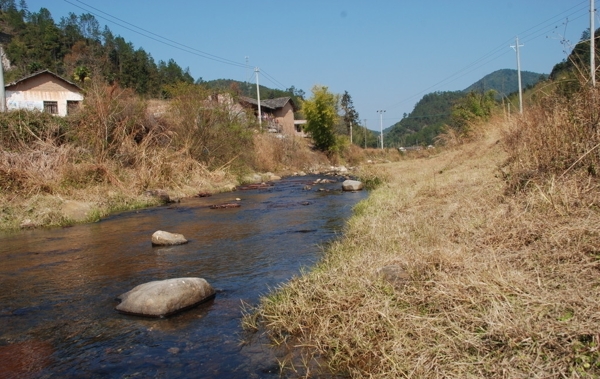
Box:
[6,90,83,116]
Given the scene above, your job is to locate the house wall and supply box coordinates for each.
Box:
[273,102,295,134]
[5,73,84,116]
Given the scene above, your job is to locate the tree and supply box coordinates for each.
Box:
[73,65,90,83]
[450,90,496,135]
[303,85,339,152]
[167,82,254,170]
[385,91,465,146]
[352,123,378,149]
[340,91,360,139]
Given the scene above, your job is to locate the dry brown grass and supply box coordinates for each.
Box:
[250,107,600,377]
[0,82,337,230]
[252,134,329,173]
[501,85,600,190]
[0,83,245,229]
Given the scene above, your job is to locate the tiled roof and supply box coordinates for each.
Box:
[240,96,296,111]
[5,69,82,90]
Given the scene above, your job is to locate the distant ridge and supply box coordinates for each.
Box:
[383,68,547,147]
[463,69,547,97]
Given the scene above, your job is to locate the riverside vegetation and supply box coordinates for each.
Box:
[245,80,600,377]
[0,79,400,231]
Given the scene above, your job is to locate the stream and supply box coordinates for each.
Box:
[0,175,367,378]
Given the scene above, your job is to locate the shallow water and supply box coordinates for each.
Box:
[0,176,367,378]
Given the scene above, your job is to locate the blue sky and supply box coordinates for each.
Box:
[27,1,593,130]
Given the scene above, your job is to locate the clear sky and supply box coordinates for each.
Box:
[26,0,594,130]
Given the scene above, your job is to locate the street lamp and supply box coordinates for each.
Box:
[377,110,386,149]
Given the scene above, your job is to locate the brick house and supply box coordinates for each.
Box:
[240,96,303,135]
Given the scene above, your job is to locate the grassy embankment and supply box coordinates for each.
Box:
[0,81,405,231]
[248,84,600,377]
[0,83,301,230]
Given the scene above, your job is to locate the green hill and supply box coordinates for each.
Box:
[384,69,546,147]
[464,68,547,98]
[202,79,304,104]
[384,91,465,147]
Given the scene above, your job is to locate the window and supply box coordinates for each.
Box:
[43,101,58,115]
[67,100,81,115]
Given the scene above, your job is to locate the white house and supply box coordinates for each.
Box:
[5,70,83,116]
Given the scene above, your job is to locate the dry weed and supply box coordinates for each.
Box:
[253,133,329,174]
[252,114,600,378]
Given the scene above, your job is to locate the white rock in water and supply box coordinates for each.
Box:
[115,278,215,318]
[342,180,364,191]
[151,230,188,246]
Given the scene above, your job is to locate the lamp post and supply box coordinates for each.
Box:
[377,110,386,149]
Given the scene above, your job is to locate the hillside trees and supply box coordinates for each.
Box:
[352,123,378,149]
[0,3,195,96]
[550,27,600,92]
[385,91,464,146]
[450,90,496,136]
[303,85,339,153]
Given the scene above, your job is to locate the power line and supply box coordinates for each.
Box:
[383,1,589,112]
[67,0,294,91]
[64,0,248,69]
[260,69,288,90]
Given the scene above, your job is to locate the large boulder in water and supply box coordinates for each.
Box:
[151,230,188,246]
[115,278,215,318]
[342,180,364,191]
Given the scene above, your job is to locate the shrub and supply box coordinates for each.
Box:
[165,82,255,172]
[0,110,67,149]
[69,79,149,162]
[502,84,600,190]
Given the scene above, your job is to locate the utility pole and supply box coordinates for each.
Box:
[255,67,262,129]
[245,56,249,87]
[364,119,367,149]
[0,46,5,112]
[350,122,353,145]
[510,37,524,113]
[377,110,385,149]
[591,0,596,87]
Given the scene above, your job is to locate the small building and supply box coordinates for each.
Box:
[240,96,300,135]
[5,70,83,116]
[294,119,307,136]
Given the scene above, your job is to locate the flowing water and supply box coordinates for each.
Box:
[0,175,367,379]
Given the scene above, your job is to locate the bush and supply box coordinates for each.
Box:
[69,80,149,162]
[502,84,600,190]
[0,110,67,149]
[165,82,255,172]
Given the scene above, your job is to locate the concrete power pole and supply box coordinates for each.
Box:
[255,67,262,129]
[364,119,367,149]
[511,37,524,113]
[350,122,353,145]
[0,46,5,112]
[592,0,596,87]
[245,56,249,86]
[377,110,385,149]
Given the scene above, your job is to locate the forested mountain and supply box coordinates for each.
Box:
[384,91,465,147]
[0,1,197,97]
[384,69,545,147]
[202,79,305,106]
[464,69,546,98]
[0,1,305,104]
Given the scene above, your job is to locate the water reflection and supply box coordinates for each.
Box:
[0,176,367,378]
